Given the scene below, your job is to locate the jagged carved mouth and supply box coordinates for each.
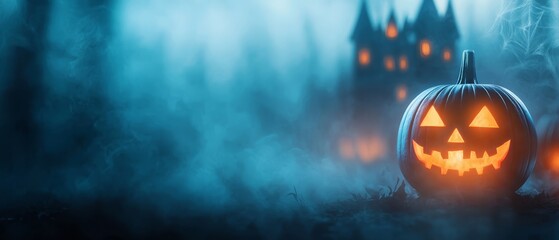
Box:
[412,140,511,176]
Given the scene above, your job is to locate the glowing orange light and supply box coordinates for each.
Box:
[386,23,398,39]
[357,136,386,163]
[339,138,355,159]
[443,48,452,62]
[413,140,511,176]
[420,106,445,127]
[420,40,431,58]
[399,55,408,71]
[396,85,407,102]
[358,49,371,66]
[469,106,499,128]
[447,129,464,143]
[549,150,559,173]
[384,56,395,71]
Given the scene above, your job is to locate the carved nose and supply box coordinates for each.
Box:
[448,128,464,143]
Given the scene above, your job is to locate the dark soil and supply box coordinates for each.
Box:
[2,184,559,239]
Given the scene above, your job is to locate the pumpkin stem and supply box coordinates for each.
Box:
[457,50,478,84]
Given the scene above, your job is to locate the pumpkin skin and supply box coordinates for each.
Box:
[397,50,537,196]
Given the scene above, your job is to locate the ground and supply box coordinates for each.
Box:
[2,183,559,239]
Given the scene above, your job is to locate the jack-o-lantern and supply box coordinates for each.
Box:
[535,115,559,178]
[397,50,537,196]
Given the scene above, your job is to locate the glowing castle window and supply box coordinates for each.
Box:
[386,23,398,39]
[443,48,452,61]
[399,55,408,71]
[384,56,395,71]
[358,48,371,66]
[396,85,407,102]
[420,40,432,58]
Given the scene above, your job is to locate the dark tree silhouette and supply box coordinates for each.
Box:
[0,0,52,171]
[38,0,117,193]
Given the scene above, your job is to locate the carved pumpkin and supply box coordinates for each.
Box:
[535,115,559,177]
[397,50,537,196]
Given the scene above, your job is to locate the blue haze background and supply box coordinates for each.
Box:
[0,0,558,238]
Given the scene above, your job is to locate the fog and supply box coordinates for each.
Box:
[1,0,558,237]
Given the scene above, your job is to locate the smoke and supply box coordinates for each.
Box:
[492,0,559,114]
[105,0,370,210]
[491,0,559,193]
[3,1,559,237]
[0,0,406,219]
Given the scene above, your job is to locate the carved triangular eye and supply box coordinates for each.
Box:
[470,106,499,128]
[420,106,445,127]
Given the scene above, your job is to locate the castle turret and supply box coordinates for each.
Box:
[399,17,414,74]
[401,17,413,43]
[349,0,461,90]
[414,0,440,36]
[441,0,459,64]
[385,10,399,40]
[413,0,443,78]
[382,9,399,73]
[351,1,375,78]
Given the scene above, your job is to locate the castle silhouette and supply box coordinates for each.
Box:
[350,0,459,100]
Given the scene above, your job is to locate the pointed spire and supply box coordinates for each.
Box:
[402,17,410,32]
[414,0,440,35]
[387,9,397,24]
[375,23,383,34]
[385,9,398,39]
[351,1,374,42]
[442,0,459,40]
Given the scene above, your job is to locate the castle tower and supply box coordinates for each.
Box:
[350,1,375,79]
[385,10,399,41]
[399,17,414,75]
[413,0,442,78]
[349,0,460,87]
[401,17,412,42]
[382,10,399,74]
[441,0,459,66]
